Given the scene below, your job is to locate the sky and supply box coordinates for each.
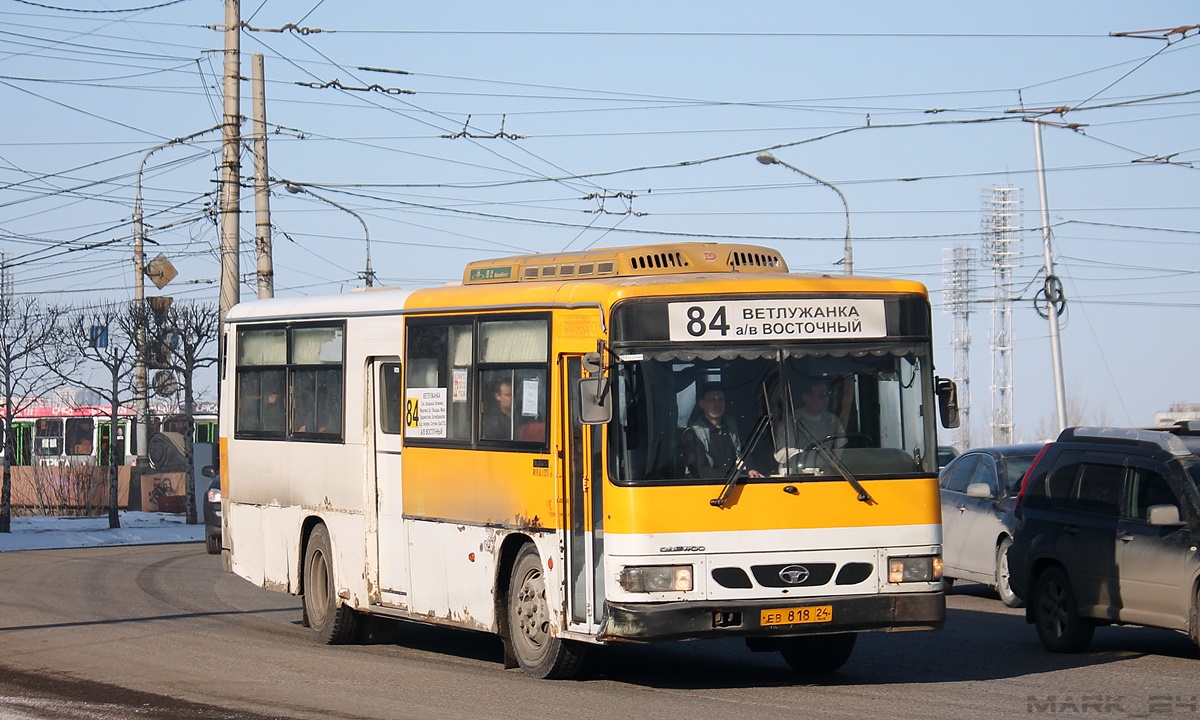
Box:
[1,1,1197,446]
[0,510,202,552]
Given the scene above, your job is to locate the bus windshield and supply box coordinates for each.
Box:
[609,342,937,485]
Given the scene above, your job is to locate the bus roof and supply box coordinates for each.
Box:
[222,244,929,323]
[224,286,416,323]
[1,406,137,420]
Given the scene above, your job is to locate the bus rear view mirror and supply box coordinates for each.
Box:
[936,376,960,429]
[578,377,612,425]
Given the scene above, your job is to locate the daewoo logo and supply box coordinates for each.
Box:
[659,546,705,553]
[779,565,810,585]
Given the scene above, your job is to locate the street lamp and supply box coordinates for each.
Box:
[756,151,853,275]
[283,182,376,287]
[133,127,219,470]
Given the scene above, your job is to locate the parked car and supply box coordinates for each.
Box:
[939,443,1043,607]
[1008,424,1200,653]
[202,466,222,555]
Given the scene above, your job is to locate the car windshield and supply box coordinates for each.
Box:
[608,342,937,485]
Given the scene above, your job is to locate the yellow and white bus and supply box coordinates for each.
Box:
[219,242,959,678]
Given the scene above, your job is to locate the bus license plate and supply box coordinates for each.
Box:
[760,605,833,627]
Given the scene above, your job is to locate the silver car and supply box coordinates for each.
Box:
[939,443,1043,607]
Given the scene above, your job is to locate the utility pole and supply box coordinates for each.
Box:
[251,53,273,299]
[219,0,242,318]
[1032,120,1069,434]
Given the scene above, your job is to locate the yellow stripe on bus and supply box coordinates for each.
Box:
[602,478,941,535]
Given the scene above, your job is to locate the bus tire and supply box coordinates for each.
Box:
[205,534,220,555]
[507,543,584,679]
[779,633,857,673]
[303,523,358,645]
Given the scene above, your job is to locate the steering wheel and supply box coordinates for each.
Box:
[801,431,873,453]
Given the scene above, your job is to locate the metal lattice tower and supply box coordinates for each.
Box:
[942,245,975,449]
[982,186,1023,445]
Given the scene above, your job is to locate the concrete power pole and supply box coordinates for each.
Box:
[251,53,273,299]
[942,245,975,450]
[1033,120,1069,434]
[218,0,242,318]
[983,185,1022,445]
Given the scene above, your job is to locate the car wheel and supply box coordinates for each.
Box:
[996,538,1024,608]
[943,577,954,594]
[507,543,585,679]
[1032,566,1093,653]
[1190,585,1200,651]
[779,633,857,673]
[303,524,358,644]
[205,534,220,555]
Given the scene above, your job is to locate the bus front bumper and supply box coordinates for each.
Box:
[598,591,944,642]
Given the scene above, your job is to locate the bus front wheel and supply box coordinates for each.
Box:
[507,543,584,679]
[302,523,358,644]
[779,633,857,673]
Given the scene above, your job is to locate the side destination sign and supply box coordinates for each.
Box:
[469,266,512,282]
[667,299,886,341]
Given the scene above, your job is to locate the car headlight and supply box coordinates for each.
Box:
[887,555,942,583]
[618,565,693,593]
[206,487,222,503]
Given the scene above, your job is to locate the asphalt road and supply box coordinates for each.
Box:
[0,543,1197,720]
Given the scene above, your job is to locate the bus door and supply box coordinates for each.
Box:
[563,356,606,632]
[372,358,410,609]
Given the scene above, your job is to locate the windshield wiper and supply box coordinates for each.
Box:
[710,414,771,508]
[789,419,876,505]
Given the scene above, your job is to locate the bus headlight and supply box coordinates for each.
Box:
[887,555,942,583]
[618,565,693,593]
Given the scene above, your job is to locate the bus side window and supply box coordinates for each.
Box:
[236,327,287,437]
[290,326,344,439]
[477,318,549,447]
[35,418,63,457]
[65,418,94,456]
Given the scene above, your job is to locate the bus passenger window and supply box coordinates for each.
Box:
[236,327,287,437]
[405,321,473,443]
[65,418,94,456]
[35,418,63,457]
[290,326,344,439]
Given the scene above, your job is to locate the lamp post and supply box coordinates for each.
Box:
[133,127,219,470]
[283,182,376,287]
[756,151,853,275]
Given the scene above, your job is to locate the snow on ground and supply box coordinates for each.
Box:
[0,511,204,552]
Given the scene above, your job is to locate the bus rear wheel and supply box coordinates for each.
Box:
[303,523,358,644]
[507,543,584,679]
[779,633,857,673]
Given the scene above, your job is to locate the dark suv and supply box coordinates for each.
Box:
[1008,424,1200,653]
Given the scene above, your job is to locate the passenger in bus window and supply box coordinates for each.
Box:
[482,379,513,440]
[682,385,764,479]
[263,390,285,431]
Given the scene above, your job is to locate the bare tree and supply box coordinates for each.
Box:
[0,291,63,533]
[151,299,218,524]
[49,302,143,529]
